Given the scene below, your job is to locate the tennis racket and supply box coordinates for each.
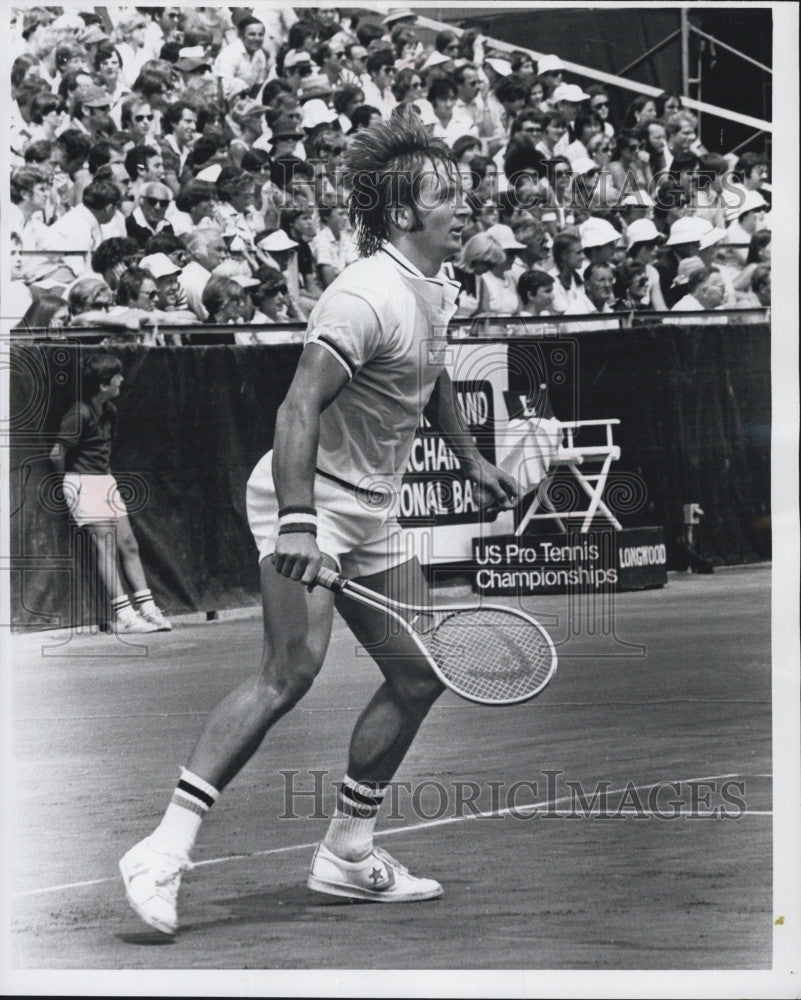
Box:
[315,567,557,706]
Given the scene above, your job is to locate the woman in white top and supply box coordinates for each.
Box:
[448,232,504,318]
[94,43,131,113]
[625,218,668,312]
[476,227,525,317]
[565,112,604,166]
[428,77,476,147]
[113,12,151,89]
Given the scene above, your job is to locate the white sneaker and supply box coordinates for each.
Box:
[307,843,443,902]
[119,836,192,934]
[115,613,159,634]
[138,607,172,631]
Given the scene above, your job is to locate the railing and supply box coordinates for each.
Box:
[6,309,769,342]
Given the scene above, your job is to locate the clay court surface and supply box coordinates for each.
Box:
[8,565,772,971]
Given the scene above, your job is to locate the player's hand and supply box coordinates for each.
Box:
[271,532,323,587]
[463,457,519,516]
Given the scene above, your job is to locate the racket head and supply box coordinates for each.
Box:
[415,606,557,706]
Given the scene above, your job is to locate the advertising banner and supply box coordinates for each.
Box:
[472,527,667,596]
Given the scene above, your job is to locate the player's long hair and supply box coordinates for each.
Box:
[343,108,456,257]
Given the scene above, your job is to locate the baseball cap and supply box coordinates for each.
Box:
[256,229,299,252]
[698,226,726,251]
[671,256,706,287]
[580,217,621,249]
[79,24,109,46]
[302,99,338,130]
[231,273,261,289]
[271,116,304,140]
[195,164,223,183]
[176,46,211,71]
[77,85,112,109]
[235,100,269,120]
[485,223,526,250]
[411,99,439,127]
[299,74,334,103]
[382,7,417,26]
[421,50,452,71]
[625,218,663,248]
[664,215,712,246]
[537,55,565,76]
[221,77,250,102]
[140,253,182,280]
[284,49,314,70]
[724,187,767,223]
[552,83,590,104]
[620,190,655,208]
[484,57,512,78]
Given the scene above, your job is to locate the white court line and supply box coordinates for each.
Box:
[12,771,771,900]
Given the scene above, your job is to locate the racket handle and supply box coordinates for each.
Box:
[314,566,348,593]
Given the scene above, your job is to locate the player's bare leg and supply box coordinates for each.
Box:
[186,555,337,788]
[120,555,337,933]
[309,558,446,902]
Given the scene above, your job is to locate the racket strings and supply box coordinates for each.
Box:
[423,609,554,703]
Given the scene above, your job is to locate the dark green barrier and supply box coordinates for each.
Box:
[8,325,769,627]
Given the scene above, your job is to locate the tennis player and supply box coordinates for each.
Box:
[120,112,518,934]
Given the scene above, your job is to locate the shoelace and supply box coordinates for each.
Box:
[151,853,192,888]
[372,848,410,876]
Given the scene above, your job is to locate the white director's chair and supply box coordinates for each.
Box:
[497,416,622,535]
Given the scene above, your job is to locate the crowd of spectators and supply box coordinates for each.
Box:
[8,4,772,341]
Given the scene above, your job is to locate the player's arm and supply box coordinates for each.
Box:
[425,369,518,513]
[271,343,350,583]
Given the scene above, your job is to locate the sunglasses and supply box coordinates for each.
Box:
[145,197,170,208]
[134,113,154,122]
[554,169,571,178]
[264,285,288,296]
[596,144,611,151]
[295,65,312,77]
[142,290,160,301]
[592,100,609,108]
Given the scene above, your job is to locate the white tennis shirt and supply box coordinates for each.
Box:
[306,242,461,494]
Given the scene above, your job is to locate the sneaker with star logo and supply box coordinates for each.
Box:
[307,842,443,902]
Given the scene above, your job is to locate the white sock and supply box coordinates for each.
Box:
[112,595,137,622]
[151,768,219,859]
[133,589,158,615]
[322,775,387,862]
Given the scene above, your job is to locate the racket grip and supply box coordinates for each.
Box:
[315,566,348,592]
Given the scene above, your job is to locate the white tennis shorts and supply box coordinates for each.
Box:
[62,473,128,526]
[246,451,411,578]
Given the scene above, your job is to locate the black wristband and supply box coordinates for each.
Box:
[278,523,318,536]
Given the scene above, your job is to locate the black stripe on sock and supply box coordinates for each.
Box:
[177,778,215,808]
[341,782,384,808]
